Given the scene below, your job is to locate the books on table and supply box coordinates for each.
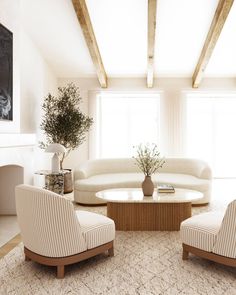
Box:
[158,184,175,193]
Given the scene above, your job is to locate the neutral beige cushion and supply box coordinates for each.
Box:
[74,173,144,191]
[180,212,224,252]
[77,211,115,249]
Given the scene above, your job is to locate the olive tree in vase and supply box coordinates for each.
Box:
[133,143,165,196]
[39,83,93,193]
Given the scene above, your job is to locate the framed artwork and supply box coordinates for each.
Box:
[0,23,13,121]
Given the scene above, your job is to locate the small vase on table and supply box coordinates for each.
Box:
[142,176,154,196]
[133,143,165,198]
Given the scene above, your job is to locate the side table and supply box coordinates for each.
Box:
[35,170,64,195]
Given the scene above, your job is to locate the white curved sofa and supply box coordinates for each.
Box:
[74,158,212,205]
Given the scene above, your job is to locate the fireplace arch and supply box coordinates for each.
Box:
[0,165,24,214]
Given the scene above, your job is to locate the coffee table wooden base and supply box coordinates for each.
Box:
[107,202,192,231]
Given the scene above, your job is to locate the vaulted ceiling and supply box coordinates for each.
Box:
[21,0,236,88]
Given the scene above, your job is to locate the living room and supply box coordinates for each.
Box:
[0,0,236,294]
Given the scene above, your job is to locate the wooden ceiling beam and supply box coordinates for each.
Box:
[72,0,108,88]
[147,0,157,88]
[192,0,234,88]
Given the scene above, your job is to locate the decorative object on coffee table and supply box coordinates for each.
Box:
[158,184,175,193]
[39,83,93,193]
[142,176,154,196]
[133,143,165,196]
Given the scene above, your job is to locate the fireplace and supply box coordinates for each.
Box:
[0,165,23,214]
[0,133,35,215]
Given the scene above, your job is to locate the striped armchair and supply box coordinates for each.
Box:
[180,199,236,267]
[15,185,115,278]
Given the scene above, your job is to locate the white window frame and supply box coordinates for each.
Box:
[185,91,236,178]
[89,91,162,159]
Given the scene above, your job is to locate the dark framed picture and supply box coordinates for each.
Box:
[0,23,13,121]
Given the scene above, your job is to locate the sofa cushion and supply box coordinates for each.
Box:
[154,173,210,192]
[74,173,144,191]
[76,210,115,249]
[180,212,224,252]
[74,172,209,192]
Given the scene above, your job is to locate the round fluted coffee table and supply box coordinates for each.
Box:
[96,188,203,231]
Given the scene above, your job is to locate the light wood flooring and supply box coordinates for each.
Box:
[0,234,21,258]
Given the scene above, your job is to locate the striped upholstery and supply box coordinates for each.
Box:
[213,200,236,258]
[180,200,236,259]
[76,211,115,249]
[15,185,115,258]
[180,212,224,252]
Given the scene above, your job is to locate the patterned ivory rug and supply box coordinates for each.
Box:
[0,197,236,294]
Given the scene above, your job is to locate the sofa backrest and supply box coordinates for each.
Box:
[75,158,212,180]
[75,158,137,178]
[213,199,236,258]
[15,184,87,257]
[162,158,212,179]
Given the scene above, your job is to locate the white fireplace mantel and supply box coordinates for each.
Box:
[0,133,36,215]
[0,133,36,148]
[0,133,36,182]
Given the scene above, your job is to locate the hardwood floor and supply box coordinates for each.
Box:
[0,216,19,248]
[0,234,21,259]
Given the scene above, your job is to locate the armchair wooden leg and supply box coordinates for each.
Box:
[108,246,114,257]
[182,245,189,260]
[57,265,65,279]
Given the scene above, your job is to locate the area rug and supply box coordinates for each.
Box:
[0,228,235,293]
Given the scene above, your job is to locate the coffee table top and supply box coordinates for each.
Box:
[96,188,203,203]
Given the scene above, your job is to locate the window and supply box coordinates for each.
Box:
[96,92,161,158]
[186,93,236,177]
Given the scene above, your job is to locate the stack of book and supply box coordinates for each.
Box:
[158,184,175,193]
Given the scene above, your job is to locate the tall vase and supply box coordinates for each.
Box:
[142,176,154,196]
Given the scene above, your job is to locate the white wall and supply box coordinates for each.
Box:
[0,0,21,133]
[0,0,58,172]
[58,77,236,170]
[19,29,58,171]
[19,29,58,134]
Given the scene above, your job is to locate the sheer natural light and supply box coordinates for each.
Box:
[96,93,160,158]
[186,93,236,178]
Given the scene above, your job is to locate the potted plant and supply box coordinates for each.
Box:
[133,143,165,196]
[39,83,93,193]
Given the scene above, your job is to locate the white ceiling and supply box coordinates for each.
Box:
[20,0,236,78]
